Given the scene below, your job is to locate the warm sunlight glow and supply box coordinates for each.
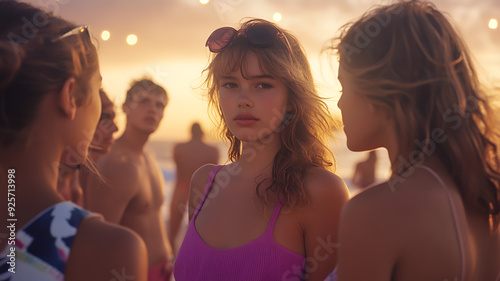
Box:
[199,0,209,4]
[273,12,282,22]
[101,30,110,41]
[489,18,498,29]
[127,34,138,45]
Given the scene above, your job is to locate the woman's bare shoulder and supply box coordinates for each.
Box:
[188,164,220,219]
[343,167,455,231]
[295,167,350,226]
[304,167,350,205]
[191,164,219,190]
[67,217,147,281]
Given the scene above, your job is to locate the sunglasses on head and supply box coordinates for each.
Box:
[205,23,292,53]
[49,25,94,45]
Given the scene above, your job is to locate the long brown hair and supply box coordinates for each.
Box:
[331,0,500,228]
[0,1,98,148]
[204,18,339,207]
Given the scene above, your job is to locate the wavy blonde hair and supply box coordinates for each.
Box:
[331,0,500,228]
[203,18,339,207]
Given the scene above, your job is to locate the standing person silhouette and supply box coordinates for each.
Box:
[168,122,219,256]
[174,19,349,281]
[0,1,146,280]
[329,1,500,280]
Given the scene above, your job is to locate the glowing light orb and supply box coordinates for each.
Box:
[101,30,110,41]
[273,12,282,22]
[489,18,498,29]
[127,34,138,45]
[200,0,209,4]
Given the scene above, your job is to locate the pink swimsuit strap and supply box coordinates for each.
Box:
[193,165,223,219]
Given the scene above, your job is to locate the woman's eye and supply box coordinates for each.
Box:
[257,83,272,89]
[222,82,237,89]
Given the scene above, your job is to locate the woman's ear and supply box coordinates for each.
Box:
[58,77,77,120]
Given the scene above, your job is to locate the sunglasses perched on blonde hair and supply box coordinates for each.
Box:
[50,25,94,45]
[206,23,292,53]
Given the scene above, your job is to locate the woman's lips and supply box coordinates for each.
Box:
[234,114,258,126]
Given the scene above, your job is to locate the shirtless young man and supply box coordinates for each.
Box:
[86,78,173,281]
[168,122,219,255]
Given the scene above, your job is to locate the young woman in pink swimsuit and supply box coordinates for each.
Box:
[328,1,500,280]
[174,18,349,280]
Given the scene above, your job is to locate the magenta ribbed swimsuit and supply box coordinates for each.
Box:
[174,165,306,281]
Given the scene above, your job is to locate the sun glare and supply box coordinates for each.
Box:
[200,0,209,4]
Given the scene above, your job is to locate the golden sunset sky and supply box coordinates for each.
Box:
[24,0,500,141]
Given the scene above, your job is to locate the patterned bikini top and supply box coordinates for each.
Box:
[0,201,95,281]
